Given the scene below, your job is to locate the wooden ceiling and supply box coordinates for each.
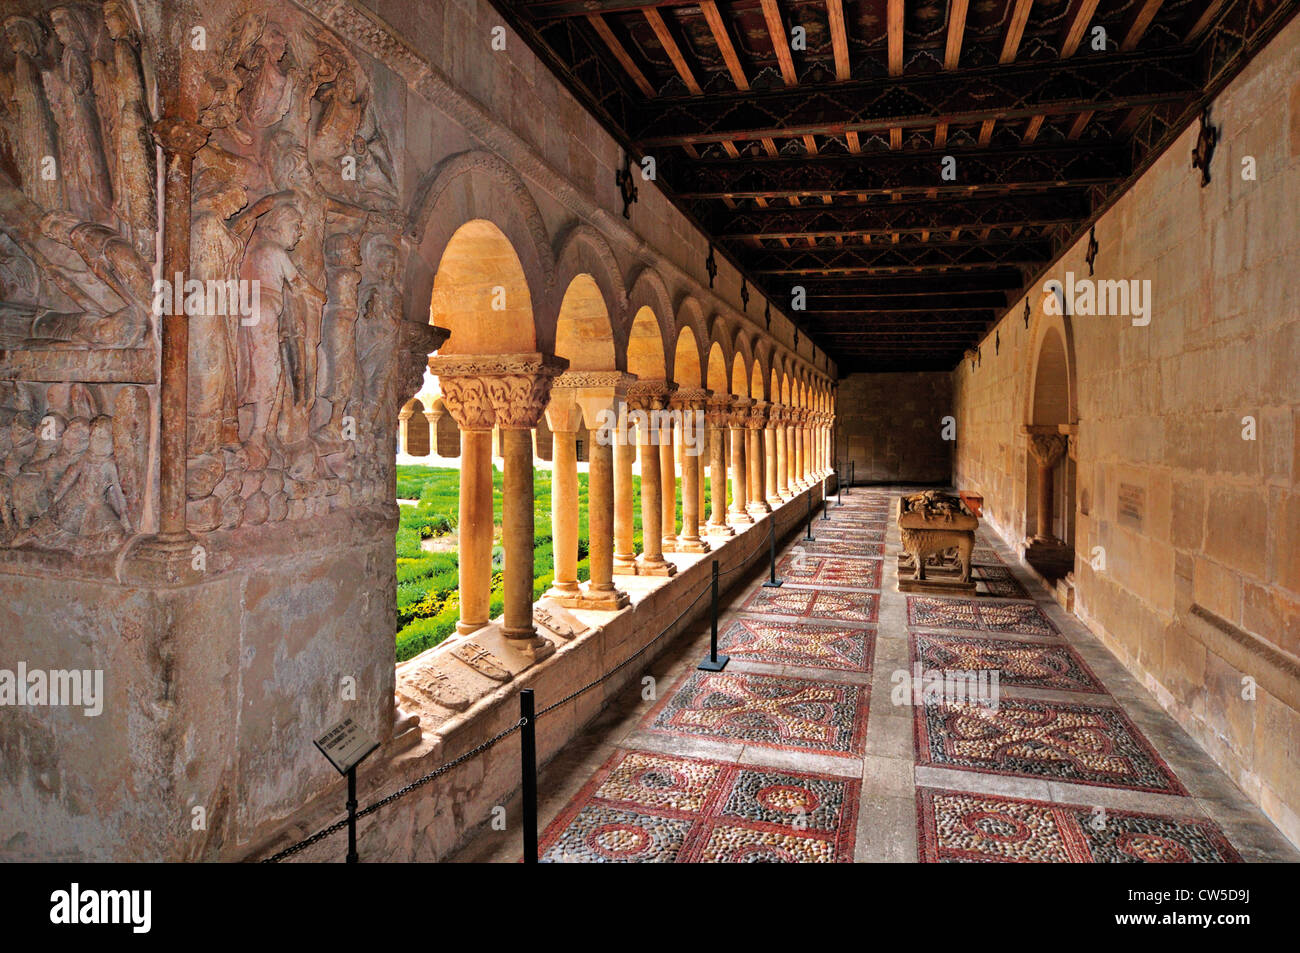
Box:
[490,0,1300,373]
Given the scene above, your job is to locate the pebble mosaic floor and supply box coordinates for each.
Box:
[453,487,1299,864]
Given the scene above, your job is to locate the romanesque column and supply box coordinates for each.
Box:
[764,404,782,509]
[672,389,710,553]
[431,368,503,636]
[1028,431,1069,543]
[613,401,639,574]
[706,397,734,535]
[793,411,806,488]
[573,374,631,609]
[747,400,771,517]
[659,399,677,553]
[784,411,797,492]
[630,384,675,576]
[774,405,790,501]
[728,398,754,525]
[543,391,584,602]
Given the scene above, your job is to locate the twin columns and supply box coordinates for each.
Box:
[431,353,834,658]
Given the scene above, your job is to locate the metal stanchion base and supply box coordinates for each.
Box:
[762,578,784,588]
[697,653,730,672]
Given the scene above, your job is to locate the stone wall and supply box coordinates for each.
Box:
[951,14,1300,847]
[835,373,953,484]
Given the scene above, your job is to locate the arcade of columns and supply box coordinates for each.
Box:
[426,352,835,661]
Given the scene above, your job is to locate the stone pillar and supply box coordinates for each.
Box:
[629,384,676,576]
[571,373,632,610]
[793,412,805,488]
[672,390,710,553]
[613,402,639,574]
[774,406,790,501]
[543,393,584,602]
[765,405,782,509]
[706,397,734,536]
[697,433,708,536]
[747,400,771,516]
[728,398,754,525]
[1028,431,1069,542]
[432,354,567,660]
[659,407,677,552]
[435,380,496,635]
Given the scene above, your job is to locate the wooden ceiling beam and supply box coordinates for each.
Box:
[1121,0,1167,52]
[760,0,800,86]
[944,0,970,70]
[1059,0,1103,57]
[887,0,904,76]
[586,13,657,97]
[644,7,702,94]
[699,0,749,91]
[827,0,851,81]
[1000,0,1036,64]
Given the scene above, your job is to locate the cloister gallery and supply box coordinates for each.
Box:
[0,0,1297,872]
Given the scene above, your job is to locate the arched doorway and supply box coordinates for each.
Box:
[1024,322,1077,583]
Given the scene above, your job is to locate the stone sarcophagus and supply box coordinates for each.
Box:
[896,490,978,593]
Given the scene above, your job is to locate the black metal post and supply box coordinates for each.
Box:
[837,473,843,507]
[520,689,538,864]
[803,491,815,542]
[345,766,358,864]
[848,460,854,492]
[698,559,729,671]
[822,477,830,520]
[763,517,783,587]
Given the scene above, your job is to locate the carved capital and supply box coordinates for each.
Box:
[747,400,769,429]
[625,379,675,413]
[728,397,753,429]
[1027,432,1068,467]
[153,117,210,157]
[430,353,568,430]
[669,387,710,412]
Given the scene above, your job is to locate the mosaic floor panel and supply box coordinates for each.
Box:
[647,669,869,756]
[777,553,883,589]
[540,750,859,862]
[718,617,875,672]
[737,585,879,623]
[972,565,1028,598]
[910,632,1105,694]
[908,597,1058,635]
[915,699,1186,794]
[916,788,1241,863]
[799,537,886,557]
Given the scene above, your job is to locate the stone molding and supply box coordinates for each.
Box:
[430,353,568,430]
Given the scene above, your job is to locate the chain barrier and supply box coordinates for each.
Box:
[261,491,815,862]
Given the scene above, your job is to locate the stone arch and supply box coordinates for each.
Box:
[428,219,538,354]
[730,349,751,398]
[406,150,554,353]
[554,274,618,371]
[430,396,461,457]
[399,396,431,457]
[673,324,704,388]
[673,295,711,386]
[1024,312,1078,571]
[551,223,627,366]
[706,339,729,394]
[627,305,668,380]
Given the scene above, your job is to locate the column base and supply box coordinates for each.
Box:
[747,501,771,517]
[500,628,556,663]
[661,536,678,553]
[456,619,490,636]
[706,522,735,537]
[636,556,677,577]
[543,583,582,603]
[729,509,754,525]
[613,555,640,575]
[563,585,631,611]
[765,495,784,510]
[118,532,202,586]
[675,536,712,554]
